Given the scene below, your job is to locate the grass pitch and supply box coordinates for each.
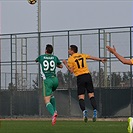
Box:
[0,119,128,133]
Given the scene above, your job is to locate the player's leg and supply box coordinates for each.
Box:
[50,96,57,112]
[86,73,97,122]
[78,94,88,123]
[127,117,133,133]
[77,74,88,122]
[88,93,97,122]
[51,77,59,112]
[43,78,57,125]
[45,96,57,126]
[44,96,55,116]
[50,77,59,125]
[43,79,54,115]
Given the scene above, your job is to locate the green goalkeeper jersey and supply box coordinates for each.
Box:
[36,54,61,79]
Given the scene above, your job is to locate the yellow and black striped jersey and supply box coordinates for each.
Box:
[68,53,91,76]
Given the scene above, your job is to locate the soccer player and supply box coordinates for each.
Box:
[35,44,63,126]
[106,45,133,133]
[62,45,107,122]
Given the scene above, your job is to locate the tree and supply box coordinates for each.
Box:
[63,70,77,89]
[111,72,121,87]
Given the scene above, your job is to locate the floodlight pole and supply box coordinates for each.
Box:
[37,0,41,32]
[37,0,42,117]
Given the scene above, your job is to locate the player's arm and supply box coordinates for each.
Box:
[62,59,73,73]
[35,56,40,63]
[35,59,38,62]
[106,45,132,65]
[56,57,63,68]
[57,64,63,68]
[88,56,107,63]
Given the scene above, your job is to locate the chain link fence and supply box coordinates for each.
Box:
[0,26,133,118]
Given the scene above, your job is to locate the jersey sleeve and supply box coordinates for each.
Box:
[84,54,91,59]
[56,56,62,66]
[35,56,41,62]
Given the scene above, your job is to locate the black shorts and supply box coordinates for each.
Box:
[77,73,94,95]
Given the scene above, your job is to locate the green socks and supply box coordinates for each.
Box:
[46,96,57,116]
[46,102,54,116]
[50,96,56,112]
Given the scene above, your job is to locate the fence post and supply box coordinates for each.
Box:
[67,31,72,117]
[38,32,42,117]
[130,27,133,116]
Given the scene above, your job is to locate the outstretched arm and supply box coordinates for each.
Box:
[89,56,107,64]
[106,45,132,65]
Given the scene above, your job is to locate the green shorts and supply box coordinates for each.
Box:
[42,76,58,97]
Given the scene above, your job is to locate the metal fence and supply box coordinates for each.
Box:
[0,26,133,118]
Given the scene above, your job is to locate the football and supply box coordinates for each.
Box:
[28,0,37,5]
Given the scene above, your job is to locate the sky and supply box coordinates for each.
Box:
[0,0,132,34]
[0,0,133,88]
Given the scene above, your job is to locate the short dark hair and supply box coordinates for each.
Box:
[70,45,78,53]
[46,44,53,54]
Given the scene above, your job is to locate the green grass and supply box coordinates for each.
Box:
[0,120,128,133]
